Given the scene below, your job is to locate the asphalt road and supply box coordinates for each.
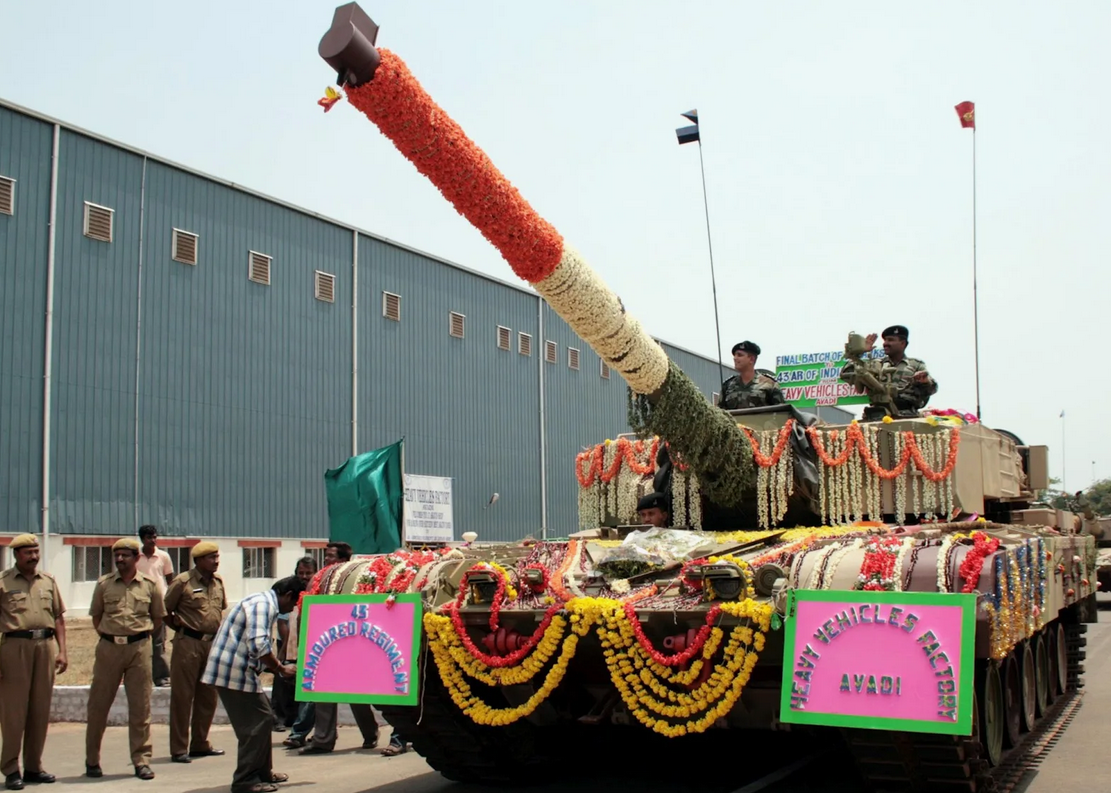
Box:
[37,596,1109,793]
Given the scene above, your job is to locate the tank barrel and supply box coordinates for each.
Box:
[317,4,753,504]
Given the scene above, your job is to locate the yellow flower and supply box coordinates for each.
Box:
[882,416,894,424]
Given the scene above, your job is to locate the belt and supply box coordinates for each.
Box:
[3,629,55,640]
[99,631,151,645]
[181,627,217,642]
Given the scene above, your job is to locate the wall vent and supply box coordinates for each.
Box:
[248,251,272,285]
[314,271,336,303]
[568,347,580,370]
[83,201,114,242]
[0,176,14,216]
[544,340,557,364]
[449,311,465,338]
[172,228,198,265]
[383,291,401,321]
[496,325,511,350]
[600,360,611,379]
[518,332,532,357]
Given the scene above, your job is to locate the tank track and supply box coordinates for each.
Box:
[843,619,1087,793]
[376,656,554,785]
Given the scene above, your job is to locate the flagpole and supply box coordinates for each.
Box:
[971,126,981,421]
[696,139,726,383]
[1061,411,1066,492]
[676,111,726,384]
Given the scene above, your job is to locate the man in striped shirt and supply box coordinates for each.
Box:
[201,576,305,793]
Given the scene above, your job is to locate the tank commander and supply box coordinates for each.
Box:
[719,341,784,410]
[840,325,937,421]
[636,492,670,528]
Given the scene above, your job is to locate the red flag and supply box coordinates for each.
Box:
[955,101,975,129]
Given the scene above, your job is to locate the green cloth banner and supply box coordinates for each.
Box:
[323,440,404,555]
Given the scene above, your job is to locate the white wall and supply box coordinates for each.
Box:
[31,537,324,617]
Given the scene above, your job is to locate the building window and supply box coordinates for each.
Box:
[248,251,272,285]
[449,311,465,338]
[83,201,114,243]
[544,340,557,364]
[243,547,275,579]
[496,325,511,351]
[72,546,113,583]
[518,331,532,356]
[304,547,327,569]
[314,271,336,303]
[712,392,721,406]
[568,347,580,370]
[600,360,611,379]
[382,291,401,321]
[0,176,14,216]
[164,546,193,575]
[172,228,198,265]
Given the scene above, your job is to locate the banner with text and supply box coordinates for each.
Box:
[775,349,883,408]
[296,594,422,706]
[403,474,454,543]
[779,589,976,735]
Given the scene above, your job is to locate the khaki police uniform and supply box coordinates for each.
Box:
[86,570,166,770]
[164,568,226,757]
[0,567,64,778]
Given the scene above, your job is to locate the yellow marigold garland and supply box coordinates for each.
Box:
[424,595,773,737]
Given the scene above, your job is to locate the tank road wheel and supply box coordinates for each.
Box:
[1034,633,1050,716]
[1056,623,1069,694]
[1019,641,1037,732]
[1045,627,1060,703]
[978,661,1005,767]
[1001,654,1022,749]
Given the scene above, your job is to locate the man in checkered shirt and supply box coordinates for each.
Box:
[201,576,305,793]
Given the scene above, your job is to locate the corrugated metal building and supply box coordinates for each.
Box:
[0,99,851,604]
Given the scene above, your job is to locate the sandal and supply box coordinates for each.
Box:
[380,742,408,757]
[267,773,289,783]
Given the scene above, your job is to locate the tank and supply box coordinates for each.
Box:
[303,7,1098,789]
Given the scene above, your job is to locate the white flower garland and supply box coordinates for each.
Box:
[824,538,864,590]
[535,246,670,394]
[936,535,956,593]
[891,537,915,592]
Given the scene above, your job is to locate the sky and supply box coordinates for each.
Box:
[1,0,1106,491]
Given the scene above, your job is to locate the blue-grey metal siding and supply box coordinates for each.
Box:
[357,236,541,543]
[0,100,770,543]
[49,131,144,534]
[136,162,352,538]
[0,108,51,532]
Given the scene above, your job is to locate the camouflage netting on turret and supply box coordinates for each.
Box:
[628,361,754,506]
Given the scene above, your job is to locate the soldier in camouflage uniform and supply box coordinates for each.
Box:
[719,341,784,410]
[840,325,937,421]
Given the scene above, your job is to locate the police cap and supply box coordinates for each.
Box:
[731,341,761,356]
[637,492,669,513]
[191,541,220,559]
[882,325,909,340]
[112,537,141,554]
[9,533,38,550]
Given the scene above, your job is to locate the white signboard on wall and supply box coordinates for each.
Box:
[403,474,454,543]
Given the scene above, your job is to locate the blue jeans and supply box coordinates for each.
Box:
[290,702,315,740]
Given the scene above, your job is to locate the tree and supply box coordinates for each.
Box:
[1083,478,1111,515]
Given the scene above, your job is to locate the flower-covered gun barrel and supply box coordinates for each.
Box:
[317,3,753,506]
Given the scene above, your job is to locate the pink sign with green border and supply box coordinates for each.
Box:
[779,589,976,734]
[296,593,423,706]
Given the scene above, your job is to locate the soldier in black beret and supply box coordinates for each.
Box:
[719,341,784,411]
[636,492,670,528]
[841,325,938,421]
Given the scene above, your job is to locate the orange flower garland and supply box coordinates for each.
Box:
[741,419,795,468]
[805,423,960,482]
[344,50,564,284]
[575,438,660,487]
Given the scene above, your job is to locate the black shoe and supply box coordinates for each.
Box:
[84,767,102,779]
[134,765,155,780]
[188,748,225,758]
[5,774,23,791]
[298,746,332,755]
[20,772,53,785]
[171,755,191,764]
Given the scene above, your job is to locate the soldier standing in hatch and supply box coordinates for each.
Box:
[840,325,937,421]
[85,538,166,781]
[0,534,68,791]
[164,541,227,764]
[719,341,784,410]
